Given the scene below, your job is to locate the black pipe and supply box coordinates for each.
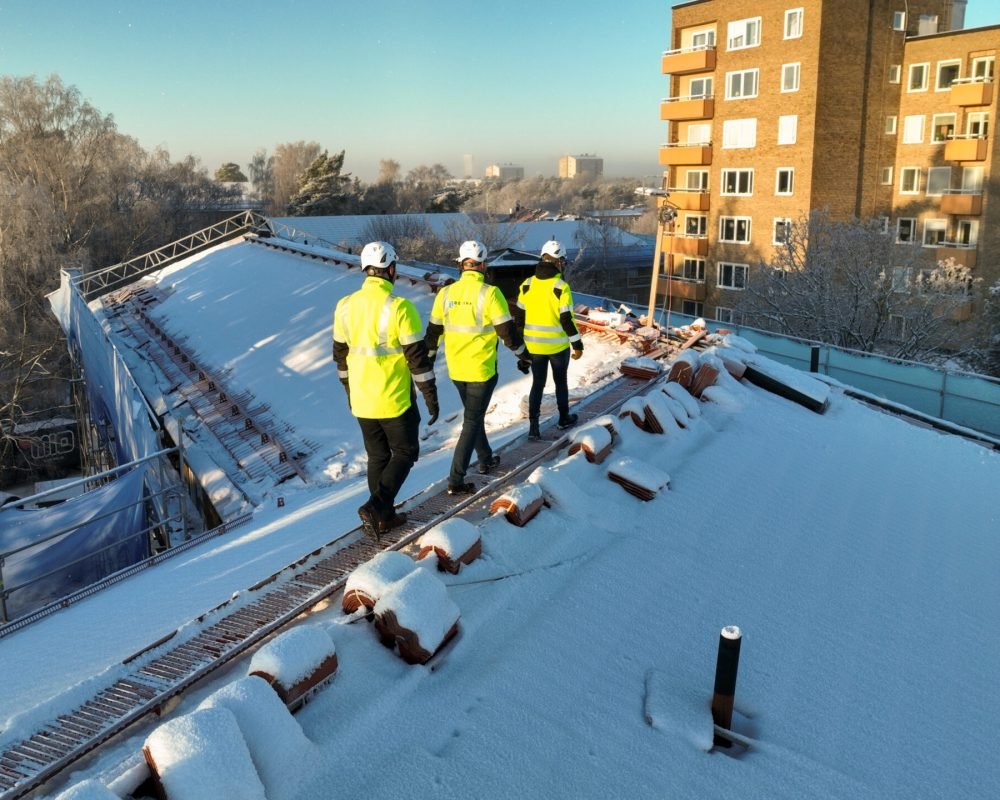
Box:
[711,625,742,747]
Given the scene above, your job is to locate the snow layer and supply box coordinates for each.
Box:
[247,624,337,689]
[419,517,480,555]
[344,550,418,604]
[373,568,460,652]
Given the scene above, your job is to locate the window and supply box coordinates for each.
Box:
[717,262,749,289]
[956,219,978,246]
[878,216,890,235]
[689,76,714,98]
[888,65,901,83]
[727,17,761,50]
[681,300,705,317]
[967,112,990,138]
[685,123,712,145]
[719,216,752,243]
[773,217,792,244]
[726,69,759,99]
[887,314,906,339]
[715,306,738,324]
[891,267,912,292]
[936,60,961,90]
[721,168,754,195]
[881,166,894,185]
[684,214,708,236]
[931,113,956,143]
[685,169,709,190]
[784,8,803,39]
[678,258,705,280]
[892,10,906,30]
[899,167,920,194]
[690,29,716,49]
[926,167,951,195]
[775,167,794,195]
[972,56,995,82]
[961,166,984,192]
[782,63,801,92]
[922,218,947,247]
[722,118,757,148]
[902,115,925,144]
[908,63,929,91]
[885,115,897,134]
[896,218,916,243]
[777,114,798,145]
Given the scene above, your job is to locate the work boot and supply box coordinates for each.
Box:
[557,413,579,430]
[380,511,408,533]
[447,482,476,496]
[477,454,501,475]
[527,421,541,441]
[357,502,381,542]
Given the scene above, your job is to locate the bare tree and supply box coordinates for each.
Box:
[270,140,321,214]
[247,148,274,202]
[732,211,984,363]
[377,159,400,184]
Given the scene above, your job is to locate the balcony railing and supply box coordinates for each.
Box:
[939,190,983,215]
[656,274,707,302]
[949,78,993,106]
[944,134,988,162]
[664,233,709,256]
[659,142,713,166]
[665,188,711,211]
[660,95,715,121]
[936,241,978,268]
[661,45,716,75]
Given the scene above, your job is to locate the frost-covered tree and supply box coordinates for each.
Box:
[213,162,247,182]
[286,149,353,216]
[270,140,321,214]
[732,211,984,363]
[247,148,274,202]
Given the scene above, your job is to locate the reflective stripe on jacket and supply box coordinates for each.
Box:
[427,271,513,382]
[333,276,429,418]
[516,273,581,355]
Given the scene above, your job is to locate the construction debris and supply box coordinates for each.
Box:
[606,456,670,502]
[568,424,615,464]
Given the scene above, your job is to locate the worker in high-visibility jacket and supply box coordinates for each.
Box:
[424,240,530,495]
[513,239,583,440]
[333,241,439,539]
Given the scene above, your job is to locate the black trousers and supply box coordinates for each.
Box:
[357,402,420,520]
[528,348,571,422]
[449,372,499,486]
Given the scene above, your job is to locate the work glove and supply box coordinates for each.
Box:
[571,348,583,361]
[340,378,351,411]
[516,359,531,375]
[424,389,440,425]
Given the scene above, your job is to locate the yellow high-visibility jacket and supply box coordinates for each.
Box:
[425,271,525,383]
[332,276,435,418]
[515,267,583,356]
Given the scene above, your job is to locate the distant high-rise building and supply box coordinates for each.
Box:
[558,155,604,179]
[485,163,525,180]
[463,154,474,178]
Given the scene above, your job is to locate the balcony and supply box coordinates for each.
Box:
[944,135,988,162]
[656,274,707,302]
[665,234,709,256]
[659,142,713,166]
[935,242,977,268]
[949,78,993,106]
[660,95,714,121]
[939,191,983,215]
[661,45,716,75]
[666,189,711,211]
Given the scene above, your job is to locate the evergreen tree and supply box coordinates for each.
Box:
[286,149,353,216]
[213,162,248,182]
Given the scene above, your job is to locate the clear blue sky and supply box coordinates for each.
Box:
[1,1,995,182]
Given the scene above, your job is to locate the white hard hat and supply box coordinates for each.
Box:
[457,240,488,266]
[540,240,566,260]
[360,241,397,270]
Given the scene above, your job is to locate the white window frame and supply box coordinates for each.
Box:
[881,166,894,185]
[777,114,798,145]
[885,115,897,134]
[689,28,717,49]
[684,169,709,190]
[891,267,912,292]
[899,166,920,194]
[878,216,890,235]
[936,59,961,91]
[908,62,929,92]
[961,166,984,192]
[717,262,749,290]
[688,76,714,98]
[896,219,917,244]
[784,8,803,39]
[956,219,979,246]
[926,166,952,196]
[892,11,906,31]
[775,167,794,195]
[967,112,990,138]
[715,306,736,324]
[725,68,759,100]
[681,300,705,317]
[773,217,792,245]
[720,168,754,195]
[888,64,901,84]
[902,114,925,144]
[685,122,712,145]
[931,113,956,143]
[679,257,706,281]
[722,118,757,149]
[719,216,752,243]
[727,17,761,51]
[684,214,708,236]
[971,56,995,82]
[922,218,947,247]
[781,62,801,93]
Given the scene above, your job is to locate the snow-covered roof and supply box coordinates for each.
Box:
[6,233,1000,799]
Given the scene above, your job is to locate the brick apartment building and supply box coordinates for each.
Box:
[657,0,998,325]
